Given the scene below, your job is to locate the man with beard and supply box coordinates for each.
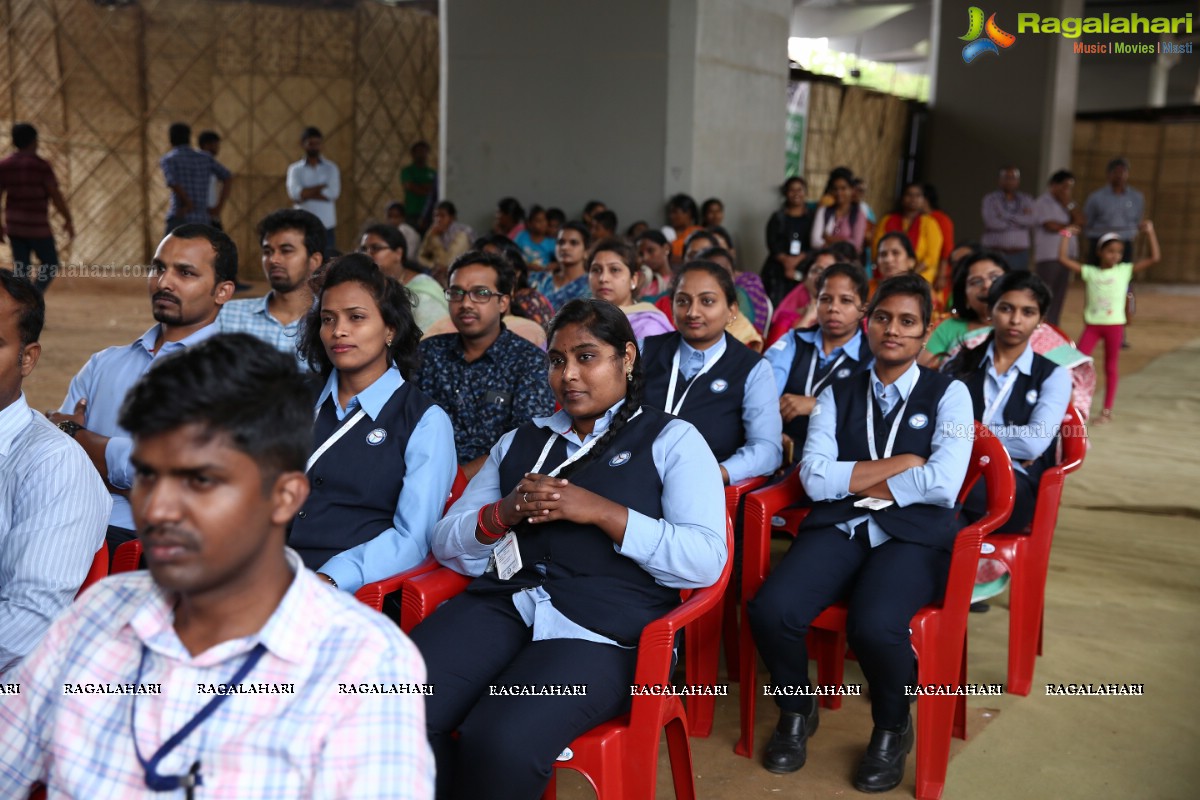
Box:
[49,224,236,556]
[415,251,555,480]
[217,209,324,366]
[286,127,341,256]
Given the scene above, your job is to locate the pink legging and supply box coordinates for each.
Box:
[1078,324,1123,411]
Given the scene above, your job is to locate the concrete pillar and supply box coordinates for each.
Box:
[441,0,790,271]
[926,0,1082,243]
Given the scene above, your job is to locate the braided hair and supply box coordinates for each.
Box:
[547,298,644,480]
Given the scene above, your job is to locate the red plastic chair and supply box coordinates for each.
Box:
[400,521,735,800]
[981,405,1087,696]
[735,466,812,757]
[110,539,143,574]
[737,425,1015,800]
[75,544,109,598]
[351,465,468,611]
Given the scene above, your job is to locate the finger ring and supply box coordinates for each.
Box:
[523,492,530,504]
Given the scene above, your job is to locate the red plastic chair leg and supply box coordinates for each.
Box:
[666,715,698,800]
[735,602,759,757]
[1005,560,1046,696]
[722,589,740,682]
[685,599,721,737]
[914,691,954,800]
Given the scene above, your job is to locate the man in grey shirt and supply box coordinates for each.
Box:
[980,166,1036,271]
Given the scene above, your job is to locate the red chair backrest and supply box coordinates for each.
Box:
[110,540,144,574]
[75,544,109,598]
[1058,405,1087,475]
[944,424,1015,611]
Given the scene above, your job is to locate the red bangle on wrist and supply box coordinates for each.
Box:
[476,505,504,540]
[491,501,510,533]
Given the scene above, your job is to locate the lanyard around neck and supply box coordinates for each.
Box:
[664,345,723,415]
[866,372,919,460]
[131,642,267,795]
[306,401,367,473]
[530,409,643,476]
[805,350,848,396]
[983,368,1020,426]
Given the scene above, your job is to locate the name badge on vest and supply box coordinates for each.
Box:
[710,378,729,393]
[494,532,522,581]
[1026,389,1039,405]
[609,451,631,467]
[366,428,387,446]
[836,367,852,379]
[908,413,929,430]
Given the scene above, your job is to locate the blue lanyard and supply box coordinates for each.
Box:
[131,642,268,796]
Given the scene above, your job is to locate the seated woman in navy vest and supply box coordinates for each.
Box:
[292,254,457,593]
[765,262,872,462]
[949,271,1071,534]
[747,275,974,793]
[641,260,782,484]
[409,299,727,800]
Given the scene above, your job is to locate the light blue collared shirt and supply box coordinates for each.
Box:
[431,400,728,647]
[800,362,973,547]
[980,342,1072,472]
[674,338,782,482]
[1,394,111,673]
[765,327,868,399]
[60,323,221,530]
[216,294,308,369]
[314,367,457,593]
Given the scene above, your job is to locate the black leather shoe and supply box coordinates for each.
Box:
[762,704,819,774]
[853,715,914,793]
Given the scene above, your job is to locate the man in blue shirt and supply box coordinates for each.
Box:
[49,224,237,556]
[217,208,324,367]
[417,251,555,480]
[0,270,110,673]
[286,127,341,255]
[159,123,232,236]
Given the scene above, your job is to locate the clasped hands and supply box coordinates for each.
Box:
[499,472,608,527]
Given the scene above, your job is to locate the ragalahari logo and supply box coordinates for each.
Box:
[960,7,1016,63]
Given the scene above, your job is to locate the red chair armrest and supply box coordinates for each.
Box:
[399,567,473,633]
[353,555,441,612]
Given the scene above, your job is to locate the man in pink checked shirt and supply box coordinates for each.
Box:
[0,334,434,799]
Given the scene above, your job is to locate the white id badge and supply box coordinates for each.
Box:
[853,497,895,512]
[494,532,522,581]
[789,239,802,256]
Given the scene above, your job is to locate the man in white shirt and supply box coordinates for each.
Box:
[285,126,341,256]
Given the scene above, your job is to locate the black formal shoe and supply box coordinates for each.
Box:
[969,601,990,613]
[762,704,819,774]
[853,715,914,793]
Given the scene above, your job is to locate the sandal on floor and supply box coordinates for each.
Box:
[1099,409,1113,423]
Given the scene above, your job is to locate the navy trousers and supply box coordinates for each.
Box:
[748,525,949,729]
[410,591,639,800]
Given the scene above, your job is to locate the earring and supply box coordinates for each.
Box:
[386,337,393,347]
[626,368,633,382]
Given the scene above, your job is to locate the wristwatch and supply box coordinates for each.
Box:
[58,420,83,438]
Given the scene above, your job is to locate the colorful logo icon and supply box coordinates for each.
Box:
[960,7,1016,63]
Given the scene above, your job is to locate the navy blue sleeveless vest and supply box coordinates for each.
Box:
[781,327,873,450]
[801,367,961,551]
[469,407,679,645]
[960,351,1060,484]
[641,332,758,463]
[290,382,435,570]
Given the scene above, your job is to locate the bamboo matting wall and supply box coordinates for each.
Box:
[1073,118,1199,283]
[803,82,912,222]
[0,0,438,278]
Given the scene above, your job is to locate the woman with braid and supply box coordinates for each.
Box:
[410,298,728,800]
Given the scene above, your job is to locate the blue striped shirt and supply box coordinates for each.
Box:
[0,393,111,673]
[60,323,222,529]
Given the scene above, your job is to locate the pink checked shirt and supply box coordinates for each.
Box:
[0,548,434,798]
